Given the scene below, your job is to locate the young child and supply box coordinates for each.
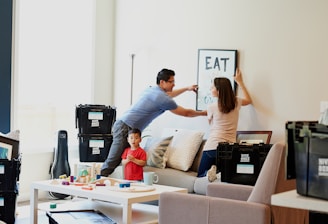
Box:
[121,128,147,181]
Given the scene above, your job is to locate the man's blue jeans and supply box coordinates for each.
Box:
[100,120,130,176]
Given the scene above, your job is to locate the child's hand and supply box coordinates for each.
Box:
[127,154,134,161]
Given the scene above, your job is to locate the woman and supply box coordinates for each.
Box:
[197,68,252,181]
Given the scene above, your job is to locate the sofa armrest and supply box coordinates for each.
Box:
[159,191,271,224]
[207,182,253,201]
[208,197,271,224]
[159,192,210,224]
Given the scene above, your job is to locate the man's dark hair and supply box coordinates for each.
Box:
[128,128,142,137]
[156,68,175,84]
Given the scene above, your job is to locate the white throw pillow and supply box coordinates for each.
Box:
[166,129,204,171]
[144,136,173,169]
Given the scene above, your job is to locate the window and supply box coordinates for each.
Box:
[13,0,94,151]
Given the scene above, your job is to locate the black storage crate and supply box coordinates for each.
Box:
[287,121,328,200]
[0,159,21,191]
[0,191,18,224]
[78,134,113,162]
[46,209,117,224]
[75,104,116,134]
[217,142,272,186]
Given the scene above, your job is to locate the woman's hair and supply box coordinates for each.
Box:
[213,77,236,113]
[156,68,175,84]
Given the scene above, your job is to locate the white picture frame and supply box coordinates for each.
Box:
[196,49,237,111]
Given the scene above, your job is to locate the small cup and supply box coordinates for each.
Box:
[143,172,159,185]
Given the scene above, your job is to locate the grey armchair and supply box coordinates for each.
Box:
[159,142,308,224]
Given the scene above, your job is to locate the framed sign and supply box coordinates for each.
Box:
[0,135,19,160]
[196,49,237,111]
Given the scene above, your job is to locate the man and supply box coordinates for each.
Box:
[101,68,207,176]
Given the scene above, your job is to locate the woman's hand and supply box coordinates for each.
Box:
[234,68,252,106]
[234,68,243,85]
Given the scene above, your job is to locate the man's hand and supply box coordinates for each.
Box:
[188,85,199,93]
[168,85,198,97]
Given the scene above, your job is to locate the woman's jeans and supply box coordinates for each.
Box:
[197,149,217,177]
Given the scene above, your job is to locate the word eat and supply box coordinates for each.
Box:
[204,56,230,72]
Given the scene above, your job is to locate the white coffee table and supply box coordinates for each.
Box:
[30,180,187,224]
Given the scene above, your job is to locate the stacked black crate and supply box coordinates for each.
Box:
[217,142,272,186]
[76,104,116,163]
[0,135,21,224]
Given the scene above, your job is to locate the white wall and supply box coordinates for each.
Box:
[109,0,328,143]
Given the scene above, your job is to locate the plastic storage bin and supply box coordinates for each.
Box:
[75,104,116,134]
[0,136,20,224]
[217,142,272,185]
[0,191,18,224]
[78,134,113,162]
[0,159,21,191]
[287,121,328,200]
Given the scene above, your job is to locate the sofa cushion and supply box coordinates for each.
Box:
[144,166,198,193]
[194,174,221,195]
[144,136,173,168]
[166,129,204,171]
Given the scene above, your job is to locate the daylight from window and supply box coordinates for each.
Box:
[14,0,94,151]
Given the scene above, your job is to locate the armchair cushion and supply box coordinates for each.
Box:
[207,182,253,201]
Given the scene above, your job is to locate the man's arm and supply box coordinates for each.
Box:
[167,85,198,98]
[170,106,207,117]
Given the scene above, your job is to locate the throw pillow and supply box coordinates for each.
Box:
[166,129,204,171]
[145,136,173,169]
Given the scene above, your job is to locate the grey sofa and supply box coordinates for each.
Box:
[109,130,273,194]
[109,140,211,193]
